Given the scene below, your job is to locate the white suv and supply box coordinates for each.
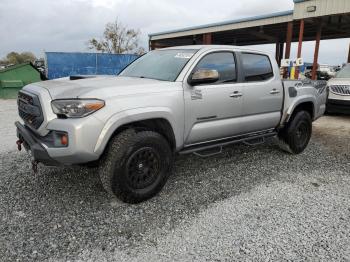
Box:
[327,64,350,114]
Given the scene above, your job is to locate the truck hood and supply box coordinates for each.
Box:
[32,76,178,99]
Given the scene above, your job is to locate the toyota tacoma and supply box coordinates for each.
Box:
[15,45,327,203]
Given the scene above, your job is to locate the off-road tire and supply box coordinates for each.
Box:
[278,110,312,154]
[99,129,173,203]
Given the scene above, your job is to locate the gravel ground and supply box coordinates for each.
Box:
[0,99,349,261]
[0,99,19,153]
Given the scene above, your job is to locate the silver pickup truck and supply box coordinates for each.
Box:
[15,45,327,203]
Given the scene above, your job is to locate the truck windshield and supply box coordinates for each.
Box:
[120,49,197,81]
[335,65,350,78]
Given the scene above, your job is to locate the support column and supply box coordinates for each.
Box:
[276,41,284,67]
[297,20,304,58]
[284,22,293,59]
[284,21,293,78]
[348,43,350,63]
[279,43,284,66]
[203,33,212,45]
[295,19,304,79]
[275,40,280,63]
[312,25,322,80]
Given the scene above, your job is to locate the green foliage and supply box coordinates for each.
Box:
[87,19,145,55]
[0,51,37,66]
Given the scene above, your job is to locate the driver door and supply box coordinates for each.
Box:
[183,51,243,145]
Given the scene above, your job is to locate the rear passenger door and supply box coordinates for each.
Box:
[239,52,283,133]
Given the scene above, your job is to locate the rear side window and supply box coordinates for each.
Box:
[241,53,273,82]
[195,52,236,83]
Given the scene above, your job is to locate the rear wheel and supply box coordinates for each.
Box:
[278,110,312,154]
[99,129,173,203]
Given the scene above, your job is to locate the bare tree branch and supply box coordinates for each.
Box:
[87,19,145,55]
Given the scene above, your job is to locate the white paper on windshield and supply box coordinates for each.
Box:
[174,53,193,59]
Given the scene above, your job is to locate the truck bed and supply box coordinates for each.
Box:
[281,79,328,124]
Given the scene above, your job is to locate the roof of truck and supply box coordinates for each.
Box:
[162,45,229,49]
[160,45,271,54]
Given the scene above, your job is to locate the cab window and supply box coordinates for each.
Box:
[241,53,273,82]
[195,52,236,83]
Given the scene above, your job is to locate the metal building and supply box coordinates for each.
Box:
[149,0,350,79]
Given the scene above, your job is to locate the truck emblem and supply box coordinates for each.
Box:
[191,89,203,100]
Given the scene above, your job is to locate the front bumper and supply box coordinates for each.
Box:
[16,113,104,165]
[326,99,350,114]
[16,121,60,166]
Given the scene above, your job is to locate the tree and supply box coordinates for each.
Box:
[87,19,145,55]
[0,51,37,66]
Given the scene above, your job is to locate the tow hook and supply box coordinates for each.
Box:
[32,160,39,174]
[16,139,23,151]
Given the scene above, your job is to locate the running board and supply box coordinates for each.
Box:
[193,146,223,158]
[243,137,265,146]
[179,130,277,155]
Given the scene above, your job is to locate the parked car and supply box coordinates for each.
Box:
[304,64,339,81]
[15,45,327,203]
[327,63,350,114]
[305,69,331,81]
[319,64,337,79]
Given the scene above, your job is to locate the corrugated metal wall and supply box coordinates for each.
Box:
[293,0,350,19]
[46,52,139,80]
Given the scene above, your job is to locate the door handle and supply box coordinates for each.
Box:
[230,91,243,98]
[270,89,280,94]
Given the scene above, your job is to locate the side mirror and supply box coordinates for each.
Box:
[188,69,219,86]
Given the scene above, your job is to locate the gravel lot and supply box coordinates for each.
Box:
[0,99,349,261]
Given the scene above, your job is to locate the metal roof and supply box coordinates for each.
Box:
[293,0,311,3]
[149,10,293,38]
[149,0,350,48]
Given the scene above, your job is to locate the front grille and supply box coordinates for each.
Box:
[18,91,44,129]
[18,92,34,104]
[329,85,350,96]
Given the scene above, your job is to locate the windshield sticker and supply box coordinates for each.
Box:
[175,53,193,59]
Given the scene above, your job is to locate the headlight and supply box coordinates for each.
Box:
[51,99,105,118]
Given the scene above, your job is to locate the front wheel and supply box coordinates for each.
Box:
[278,111,312,154]
[99,129,173,203]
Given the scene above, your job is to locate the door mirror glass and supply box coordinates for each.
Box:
[188,69,219,86]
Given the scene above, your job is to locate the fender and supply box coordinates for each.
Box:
[93,107,180,155]
[284,95,316,123]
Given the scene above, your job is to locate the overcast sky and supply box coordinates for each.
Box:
[0,0,349,65]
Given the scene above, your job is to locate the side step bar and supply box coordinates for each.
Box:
[179,130,277,155]
[193,146,223,157]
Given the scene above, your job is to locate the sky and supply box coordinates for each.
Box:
[0,0,349,65]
